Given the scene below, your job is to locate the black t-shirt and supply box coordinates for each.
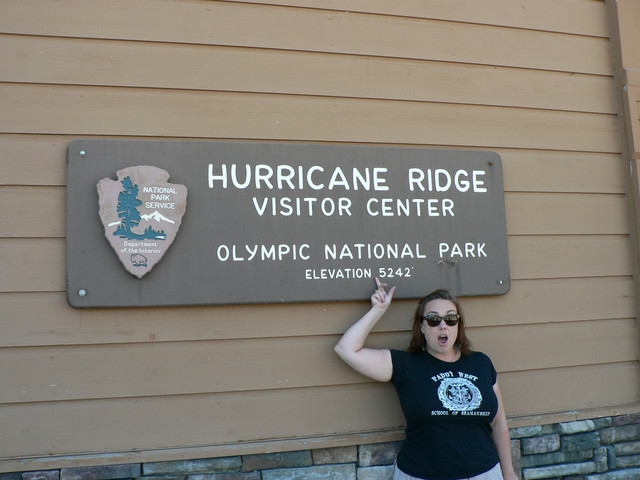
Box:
[390,349,500,480]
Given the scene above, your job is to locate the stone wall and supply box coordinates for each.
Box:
[2,414,639,480]
[512,413,640,480]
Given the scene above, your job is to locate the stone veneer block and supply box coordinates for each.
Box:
[600,424,640,444]
[311,446,357,465]
[615,454,640,468]
[614,414,640,426]
[522,434,560,455]
[562,432,601,452]
[188,473,260,480]
[22,472,60,480]
[144,458,241,475]
[585,468,640,480]
[60,464,140,480]
[523,461,595,479]
[358,442,402,467]
[357,465,395,480]
[510,426,545,439]
[0,474,21,480]
[241,451,311,472]
[615,440,640,455]
[594,446,608,473]
[593,418,613,429]
[261,464,356,480]
[139,476,186,480]
[520,450,593,469]
[557,420,596,435]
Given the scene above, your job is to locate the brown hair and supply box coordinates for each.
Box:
[407,289,473,355]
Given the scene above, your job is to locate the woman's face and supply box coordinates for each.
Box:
[420,299,459,357]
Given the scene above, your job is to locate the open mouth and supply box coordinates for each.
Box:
[438,334,448,346]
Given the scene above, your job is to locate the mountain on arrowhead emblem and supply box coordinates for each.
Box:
[97,166,188,278]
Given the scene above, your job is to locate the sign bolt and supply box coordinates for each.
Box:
[79,150,86,157]
[78,289,87,297]
[497,280,504,285]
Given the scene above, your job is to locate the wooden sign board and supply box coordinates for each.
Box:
[66,140,510,307]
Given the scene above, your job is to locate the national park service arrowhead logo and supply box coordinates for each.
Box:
[97,166,187,278]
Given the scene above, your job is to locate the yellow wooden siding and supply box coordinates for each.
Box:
[0,384,406,459]
[0,85,620,150]
[0,137,627,192]
[1,320,635,405]
[0,365,637,460]
[219,0,610,37]
[0,1,612,75]
[1,276,635,347]
[1,0,638,471]
[0,35,617,114]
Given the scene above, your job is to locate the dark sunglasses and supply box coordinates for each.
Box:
[423,314,460,327]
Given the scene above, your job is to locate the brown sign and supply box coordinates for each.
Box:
[97,166,187,278]
[66,140,510,308]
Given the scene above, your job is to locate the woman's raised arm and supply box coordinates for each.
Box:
[334,278,395,382]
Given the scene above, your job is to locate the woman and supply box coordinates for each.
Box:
[334,278,518,480]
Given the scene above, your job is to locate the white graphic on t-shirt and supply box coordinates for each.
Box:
[437,377,482,411]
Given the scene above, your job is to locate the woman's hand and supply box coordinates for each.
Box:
[371,277,396,309]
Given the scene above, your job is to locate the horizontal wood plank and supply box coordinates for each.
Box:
[0,292,376,346]
[227,0,609,37]
[0,1,611,74]
[0,239,65,292]
[0,188,628,238]
[500,151,624,194]
[0,334,404,404]
[0,186,65,237]
[0,236,631,293]
[463,277,636,328]
[0,384,405,459]
[1,277,635,347]
[472,319,639,374]
[505,193,628,235]
[1,319,635,404]
[507,235,632,280]
[1,362,637,460]
[1,136,625,193]
[500,362,640,417]
[0,85,620,152]
[0,34,616,114]
[0,135,69,186]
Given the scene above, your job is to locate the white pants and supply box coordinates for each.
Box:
[393,462,503,480]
